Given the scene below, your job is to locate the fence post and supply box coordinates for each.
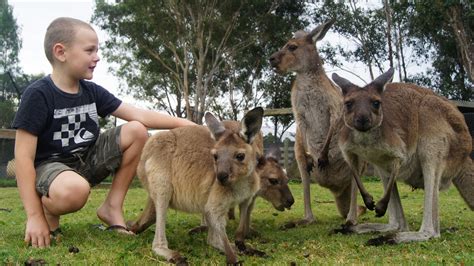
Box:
[283,138,290,170]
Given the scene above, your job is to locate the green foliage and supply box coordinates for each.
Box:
[399,1,473,100]
[1,183,472,264]
[310,1,473,99]
[0,0,21,74]
[309,1,388,82]
[1,0,23,103]
[92,0,307,125]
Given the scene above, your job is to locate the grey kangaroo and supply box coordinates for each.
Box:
[320,68,474,244]
[269,19,362,227]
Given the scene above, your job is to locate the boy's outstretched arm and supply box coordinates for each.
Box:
[112,103,196,129]
[15,129,51,248]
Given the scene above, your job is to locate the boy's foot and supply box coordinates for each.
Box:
[97,204,133,235]
[106,225,135,235]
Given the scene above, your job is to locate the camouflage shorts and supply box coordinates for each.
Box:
[35,126,123,196]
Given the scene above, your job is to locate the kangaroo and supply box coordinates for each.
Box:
[269,19,361,226]
[128,107,264,264]
[323,68,474,244]
[187,122,295,244]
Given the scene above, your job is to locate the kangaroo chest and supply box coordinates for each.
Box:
[292,81,338,143]
[343,130,422,183]
[344,130,406,171]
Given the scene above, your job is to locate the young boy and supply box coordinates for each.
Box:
[12,17,195,248]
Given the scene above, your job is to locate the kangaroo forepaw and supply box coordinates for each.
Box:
[317,156,329,170]
[363,195,375,211]
[366,234,397,246]
[374,201,388,217]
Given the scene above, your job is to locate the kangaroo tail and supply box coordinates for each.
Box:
[453,159,474,211]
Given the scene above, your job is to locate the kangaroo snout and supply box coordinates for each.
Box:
[285,196,295,209]
[217,172,230,185]
[354,115,371,132]
[269,53,280,68]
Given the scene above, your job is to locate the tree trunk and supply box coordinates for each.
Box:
[384,0,394,69]
[446,4,474,82]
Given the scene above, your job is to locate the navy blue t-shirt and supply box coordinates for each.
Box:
[12,75,122,166]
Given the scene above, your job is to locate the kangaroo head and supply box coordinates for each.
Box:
[333,68,394,132]
[256,152,294,211]
[205,107,264,186]
[269,18,335,74]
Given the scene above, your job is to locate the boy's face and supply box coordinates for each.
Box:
[63,27,100,80]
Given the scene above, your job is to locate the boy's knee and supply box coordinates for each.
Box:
[123,121,149,144]
[48,176,90,211]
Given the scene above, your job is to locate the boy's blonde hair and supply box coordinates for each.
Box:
[44,17,95,64]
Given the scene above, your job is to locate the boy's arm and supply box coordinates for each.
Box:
[112,102,196,129]
[15,129,51,248]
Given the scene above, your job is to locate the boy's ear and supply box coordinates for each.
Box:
[53,43,67,62]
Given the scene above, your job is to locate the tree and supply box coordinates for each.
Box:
[0,0,22,100]
[401,0,473,100]
[0,0,23,128]
[310,1,388,83]
[445,2,474,83]
[92,0,307,124]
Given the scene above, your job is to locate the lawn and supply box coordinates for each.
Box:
[0,180,472,264]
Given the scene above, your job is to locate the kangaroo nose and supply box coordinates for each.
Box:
[356,116,369,125]
[269,55,278,66]
[287,196,295,207]
[217,172,229,184]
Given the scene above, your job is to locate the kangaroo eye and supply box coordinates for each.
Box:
[235,153,245,162]
[344,101,353,110]
[288,44,297,51]
[269,178,279,185]
[372,100,381,109]
[212,151,218,161]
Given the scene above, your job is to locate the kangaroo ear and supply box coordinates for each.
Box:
[332,73,356,96]
[240,107,264,144]
[307,18,335,43]
[205,112,226,140]
[371,68,394,94]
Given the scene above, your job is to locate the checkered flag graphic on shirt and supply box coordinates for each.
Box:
[53,113,87,147]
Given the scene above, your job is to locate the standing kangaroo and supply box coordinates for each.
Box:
[129,108,264,264]
[323,68,474,244]
[269,19,360,226]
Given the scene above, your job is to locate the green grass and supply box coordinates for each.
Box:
[0,181,472,264]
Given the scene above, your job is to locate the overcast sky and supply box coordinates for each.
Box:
[10,0,122,99]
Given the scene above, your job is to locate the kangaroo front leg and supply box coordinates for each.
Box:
[375,159,401,217]
[235,198,266,257]
[346,154,374,210]
[205,210,239,264]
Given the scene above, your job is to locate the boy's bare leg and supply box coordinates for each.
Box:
[97,122,148,231]
[41,171,91,231]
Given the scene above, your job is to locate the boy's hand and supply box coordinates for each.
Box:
[25,215,51,248]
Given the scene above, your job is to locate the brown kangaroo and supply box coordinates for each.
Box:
[323,68,474,244]
[188,121,295,242]
[269,19,361,226]
[128,107,264,264]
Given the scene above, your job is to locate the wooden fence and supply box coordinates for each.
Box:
[0,129,15,178]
